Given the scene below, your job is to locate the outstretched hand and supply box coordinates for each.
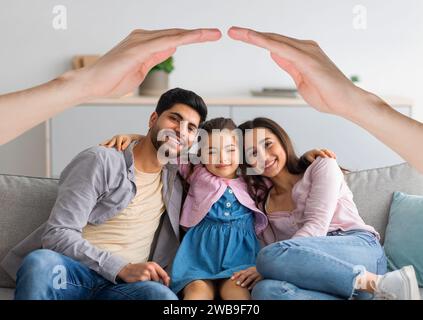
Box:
[227,26,364,118]
[81,28,222,98]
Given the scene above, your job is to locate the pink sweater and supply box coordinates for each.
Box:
[179,164,268,235]
[260,157,379,245]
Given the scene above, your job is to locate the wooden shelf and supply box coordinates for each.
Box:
[82,95,413,107]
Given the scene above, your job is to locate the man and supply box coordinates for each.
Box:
[2,88,207,300]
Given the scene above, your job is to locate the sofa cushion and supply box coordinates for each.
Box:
[0,175,58,288]
[384,191,423,286]
[0,288,14,300]
[345,163,423,243]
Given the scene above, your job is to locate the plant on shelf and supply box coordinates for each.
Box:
[150,56,174,74]
[350,75,360,84]
[139,56,174,96]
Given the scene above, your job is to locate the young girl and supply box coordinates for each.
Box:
[170,117,267,299]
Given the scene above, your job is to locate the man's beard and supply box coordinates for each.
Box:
[149,125,165,151]
[149,125,185,161]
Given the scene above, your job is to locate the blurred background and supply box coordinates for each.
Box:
[0,0,422,177]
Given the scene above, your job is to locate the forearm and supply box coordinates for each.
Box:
[42,226,127,283]
[0,69,92,145]
[342,90,423,173]
[293,222,329,238]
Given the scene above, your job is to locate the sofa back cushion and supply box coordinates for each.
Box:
[345,162,423,243]
[0,175,58,288]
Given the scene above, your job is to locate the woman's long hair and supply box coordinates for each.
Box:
[238,117,311,207]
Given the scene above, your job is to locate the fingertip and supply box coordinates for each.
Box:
[210,28,222,39]
[206,29,222,42]
[227,26,244,39]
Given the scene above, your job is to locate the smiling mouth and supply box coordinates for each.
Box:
[215,164,231,168]
[265,159,276,169]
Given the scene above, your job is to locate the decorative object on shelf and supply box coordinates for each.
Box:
[139,56,174,96]
[250,87,298,98]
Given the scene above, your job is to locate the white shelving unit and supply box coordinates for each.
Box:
[49,96,413,178]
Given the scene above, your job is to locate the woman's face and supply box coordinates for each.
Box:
[203,130,240,179]
[244,127,286,178]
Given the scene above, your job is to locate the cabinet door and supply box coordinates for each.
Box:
[232,105,411,171]
[51,106,155,177]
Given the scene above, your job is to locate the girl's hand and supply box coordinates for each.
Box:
[100,134,143,151]
[231,266,262,290]
[303,148,336,163]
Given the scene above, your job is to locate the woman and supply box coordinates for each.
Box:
[232,117,420,300]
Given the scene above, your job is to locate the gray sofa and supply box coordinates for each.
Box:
[1,162,423,300]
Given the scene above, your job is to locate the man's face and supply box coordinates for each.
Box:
[149,103,202,158]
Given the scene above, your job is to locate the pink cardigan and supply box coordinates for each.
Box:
[179,164,268,235]
[260,157,379,245]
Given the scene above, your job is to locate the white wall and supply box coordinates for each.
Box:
[0,0,422,176]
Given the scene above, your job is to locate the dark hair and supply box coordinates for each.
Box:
[200,117,238,133]
[198,117,239,159]
[155,87,208,123]
[238,117,311,207]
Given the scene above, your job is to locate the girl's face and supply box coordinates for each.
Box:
[204,131,240,179]
[244,127,287,178]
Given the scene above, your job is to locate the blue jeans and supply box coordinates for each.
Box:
[252,230,387,300]
[15,249,178,300]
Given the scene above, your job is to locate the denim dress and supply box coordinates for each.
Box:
[170,187,261,294]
